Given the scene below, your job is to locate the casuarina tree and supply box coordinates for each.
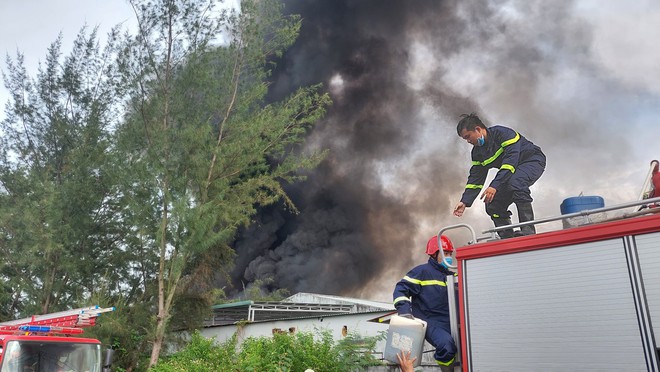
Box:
[112,0,330,365]
[0,28,125,317]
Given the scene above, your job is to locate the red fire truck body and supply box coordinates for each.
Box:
[0,306,113,372]
[0,335,102,372]
[453,209,660,371]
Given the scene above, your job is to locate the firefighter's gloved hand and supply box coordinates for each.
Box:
[396,301,412,315]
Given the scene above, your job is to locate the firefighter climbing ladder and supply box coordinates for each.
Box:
[0,305,115,335]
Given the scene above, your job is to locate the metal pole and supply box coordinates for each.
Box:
[446,274,460,366]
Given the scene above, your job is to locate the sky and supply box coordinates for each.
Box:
[0,1,134,72]
[2,0,660,301]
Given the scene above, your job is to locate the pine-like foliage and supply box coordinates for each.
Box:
[0,27,126,317]
[112,0,330,366]
[0,1,329,368]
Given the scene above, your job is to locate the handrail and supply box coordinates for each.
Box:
[484,196,660,235]
[437,224,478,270]
[637,160,659,206]
[446,274,460,365]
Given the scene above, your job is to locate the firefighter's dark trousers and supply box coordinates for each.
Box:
[485,154,546,219]
[426,321,457,366]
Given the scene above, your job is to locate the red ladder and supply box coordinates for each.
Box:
[0,305,114,335]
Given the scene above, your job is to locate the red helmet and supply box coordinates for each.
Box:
[425,235,454,255]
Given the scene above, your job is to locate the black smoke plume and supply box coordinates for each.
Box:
[223,0,476,300]
[225,0,638,300]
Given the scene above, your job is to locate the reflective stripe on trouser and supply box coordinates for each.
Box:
[426,322,456,366]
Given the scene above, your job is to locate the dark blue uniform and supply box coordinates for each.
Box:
[460,125,546,220]
[393,258,457,366]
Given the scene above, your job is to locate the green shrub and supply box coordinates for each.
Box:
[151,330,383,371]
[150,332,237,372]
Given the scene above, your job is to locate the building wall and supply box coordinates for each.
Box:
[200,312,390,355]
[200,311,443,367]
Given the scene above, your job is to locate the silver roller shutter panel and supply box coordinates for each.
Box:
[464,239,649,371]
[636,232,660,338]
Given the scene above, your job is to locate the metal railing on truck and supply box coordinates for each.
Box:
[483,196,660,240]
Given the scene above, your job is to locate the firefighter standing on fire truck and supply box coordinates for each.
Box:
[453,113,546,238]
[392,235,457,370]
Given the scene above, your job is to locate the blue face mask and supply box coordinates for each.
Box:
[476,136,485,147]
[440,256,453,268]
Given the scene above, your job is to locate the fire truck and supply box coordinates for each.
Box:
[439,161,660,371]
[0,306,115,372]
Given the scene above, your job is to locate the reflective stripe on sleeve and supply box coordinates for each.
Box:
[403,276,447,287]
[393,296,410,305]
[465,184,483,189]
[501,132,520,147]
[500,164,515,173]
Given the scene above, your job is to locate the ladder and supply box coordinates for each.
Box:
[0,305,115,335]
[638,160,660,207]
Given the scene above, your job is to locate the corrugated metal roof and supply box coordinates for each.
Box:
[211,300,253,309]
[204,308,394,328]
[284,292,394,311]
[205,293,394,327]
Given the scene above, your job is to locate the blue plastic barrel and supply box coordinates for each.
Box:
[560,196,605,214]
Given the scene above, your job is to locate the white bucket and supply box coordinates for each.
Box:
[383,314,427,367]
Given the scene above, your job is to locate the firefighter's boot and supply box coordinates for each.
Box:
[517,202,536,236]
[492,216,514,239]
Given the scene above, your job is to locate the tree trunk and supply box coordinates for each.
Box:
[149,183,169,367]
[149,313,167,366]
